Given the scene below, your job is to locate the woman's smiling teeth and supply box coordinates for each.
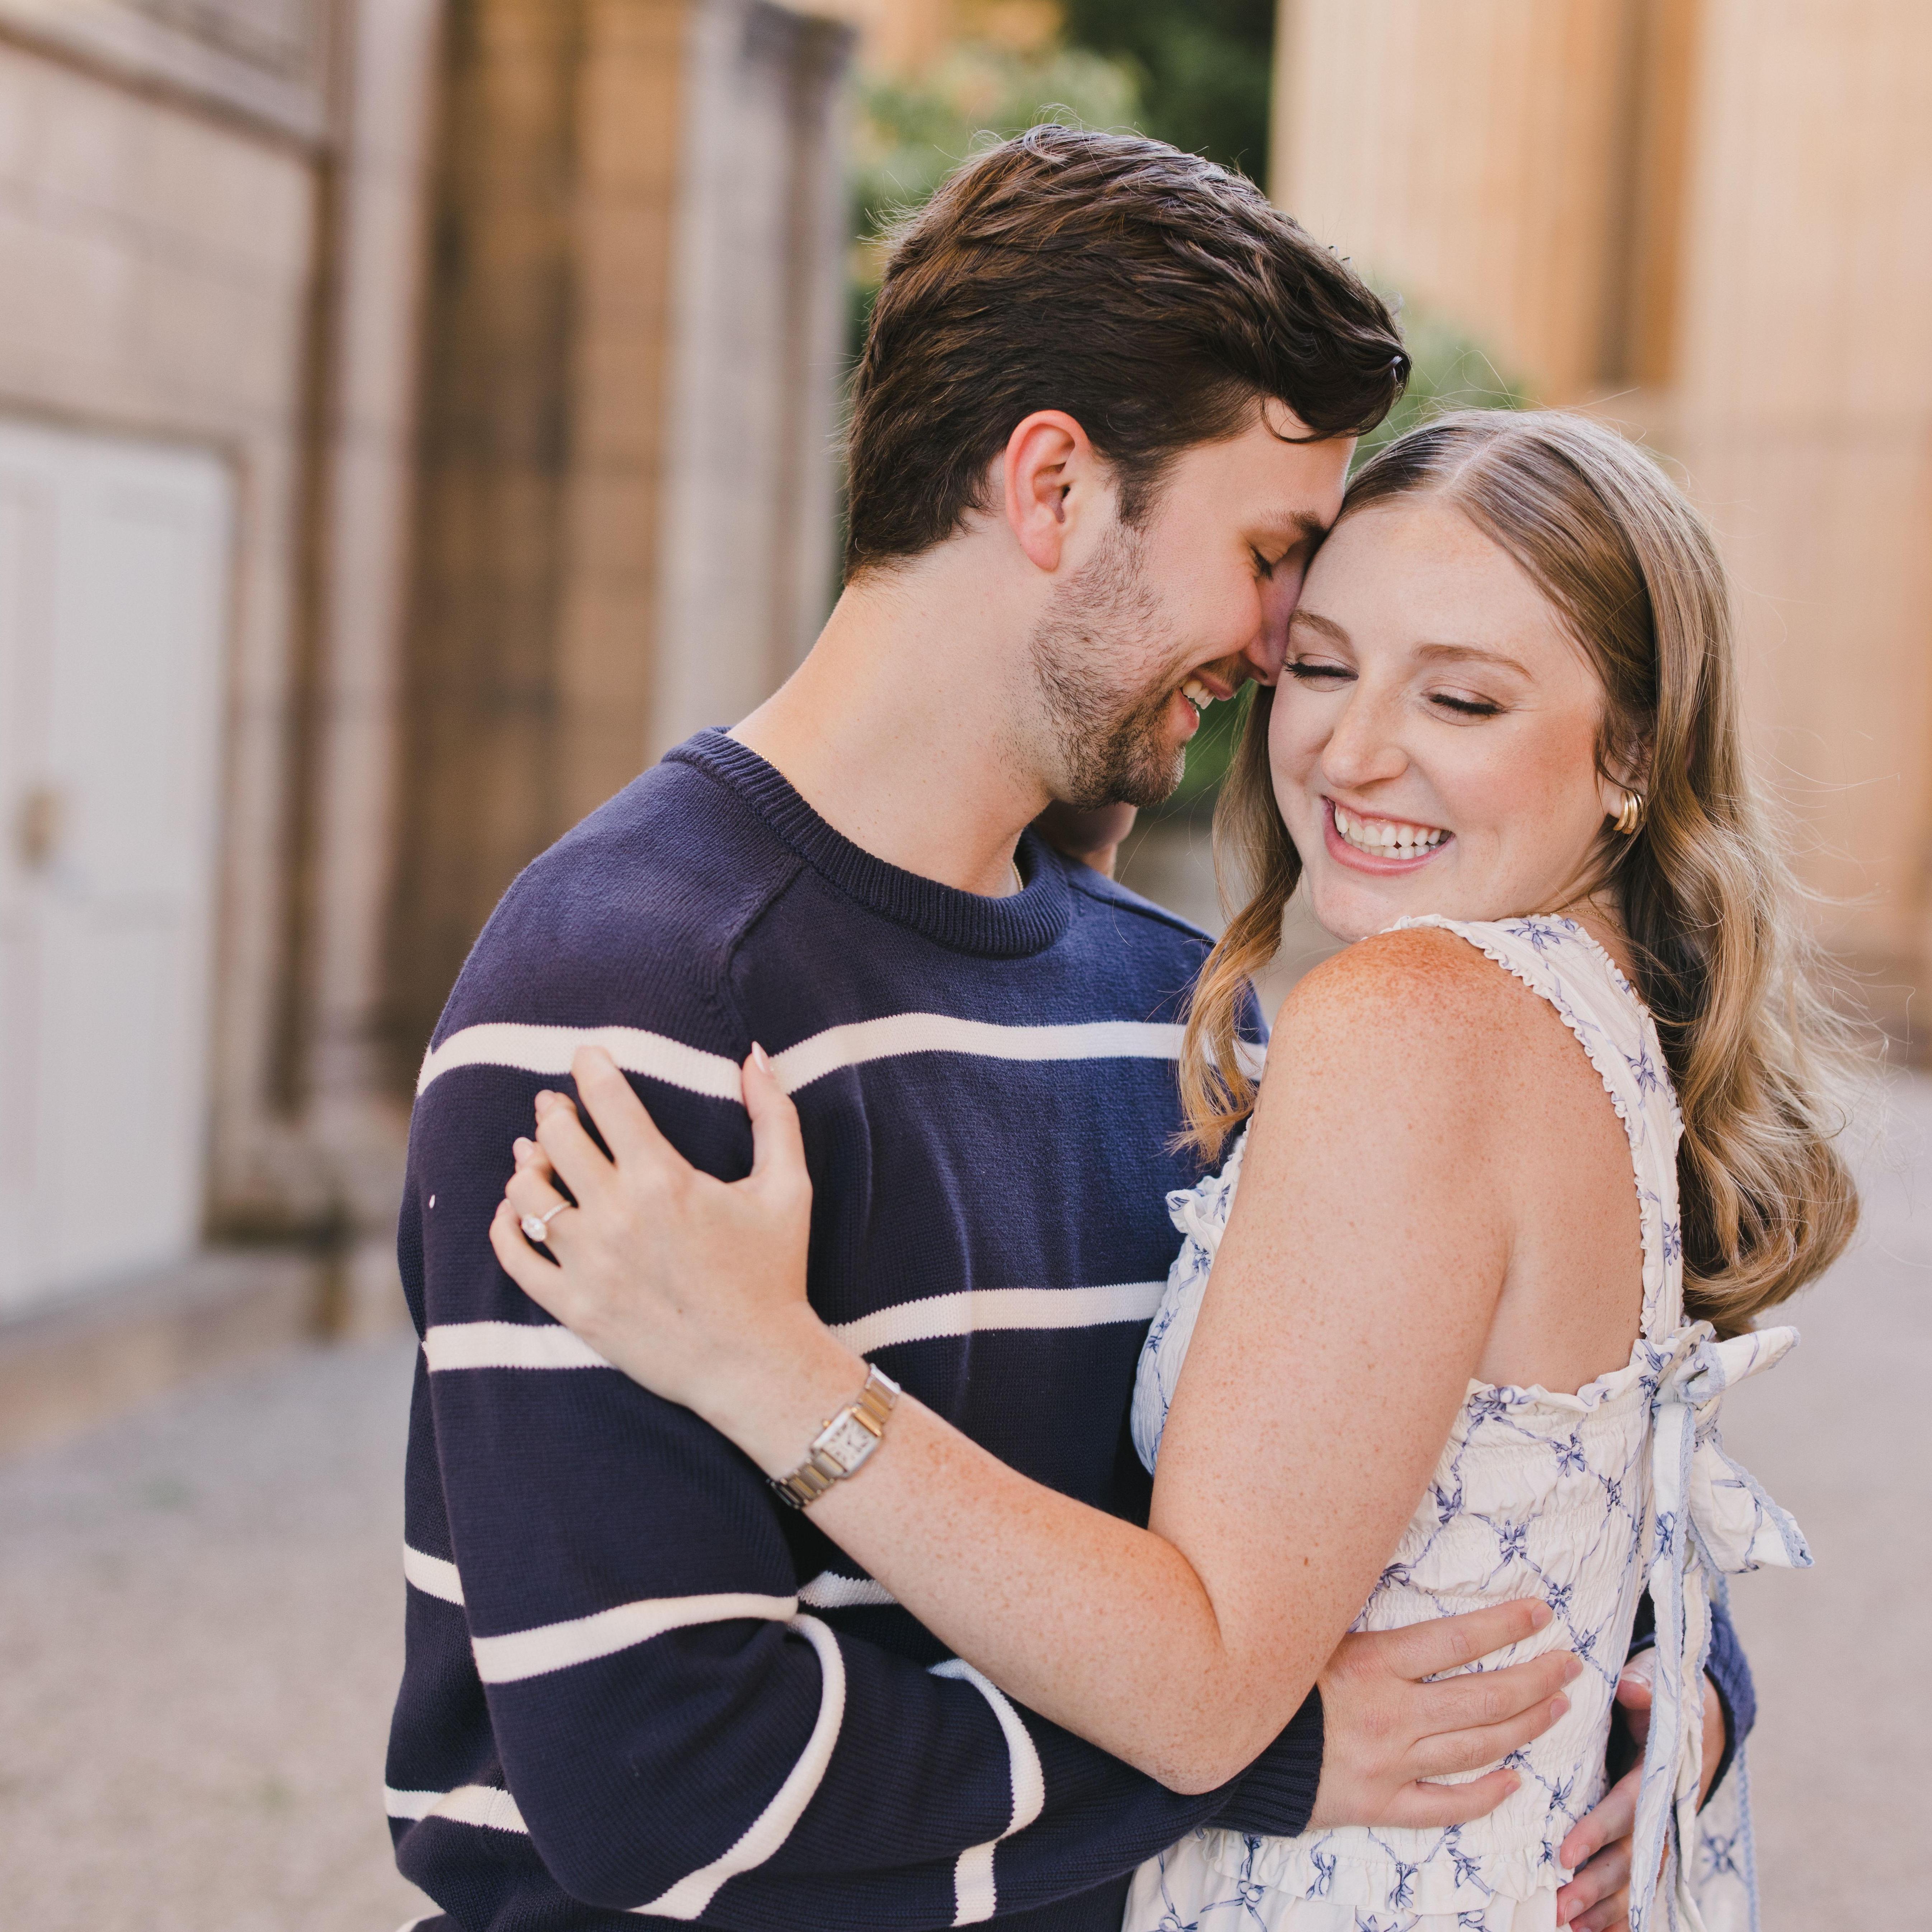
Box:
[1332,802,1448,855]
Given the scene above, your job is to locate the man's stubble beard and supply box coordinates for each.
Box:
[1026,524,1196,813]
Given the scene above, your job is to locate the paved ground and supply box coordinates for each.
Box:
[1,1077,1924,1929]
[0,1331,433,1932]
[1715,1077,1931,1923]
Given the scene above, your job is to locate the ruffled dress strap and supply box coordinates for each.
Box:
[1388,915,1809,1932]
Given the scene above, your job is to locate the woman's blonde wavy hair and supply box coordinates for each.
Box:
[1180,408,1861,1335]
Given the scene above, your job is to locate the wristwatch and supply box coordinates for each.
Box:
[770,1364,901,1510]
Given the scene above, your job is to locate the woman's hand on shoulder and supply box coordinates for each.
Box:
[489,1044,855,1457]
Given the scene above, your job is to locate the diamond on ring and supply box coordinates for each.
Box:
[520,1202,568,1244]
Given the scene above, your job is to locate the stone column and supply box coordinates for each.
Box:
[1271,0,1695,402]
[1665,0,1932,1037]
[648,0,853,758]
[277,0,444,1320]
[384,0,853,1085]
[1273,0,1932,1038]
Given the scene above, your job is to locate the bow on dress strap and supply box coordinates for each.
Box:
[1167,1187,1226,1258]
[1628,1323,1811,1932]
[1166,1131,1248,1261]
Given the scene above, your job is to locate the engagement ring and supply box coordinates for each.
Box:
[521,1203,570,1244]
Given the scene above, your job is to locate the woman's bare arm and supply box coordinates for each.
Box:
[494,930,1559,1791]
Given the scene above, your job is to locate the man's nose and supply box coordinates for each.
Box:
[1240,621,1288,687]
[1242,571,1303,685]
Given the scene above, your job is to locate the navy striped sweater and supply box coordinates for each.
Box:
[386,730,1751,1931]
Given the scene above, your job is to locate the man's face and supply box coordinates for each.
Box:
[1028,410,1354,810]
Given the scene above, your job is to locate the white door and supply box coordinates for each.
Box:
[0,419,234,1317]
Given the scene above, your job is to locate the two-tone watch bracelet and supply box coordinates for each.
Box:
[769,1364,901,1510]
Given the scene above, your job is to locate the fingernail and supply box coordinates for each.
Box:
[513,1137,532,1159]
[1565,1656,1585,1682]
[1528,1601,1552,1627]
[750,1042,772,1074]
[1551,1695,1570,1720]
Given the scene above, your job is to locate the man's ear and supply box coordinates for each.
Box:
[1003,410,1101,573]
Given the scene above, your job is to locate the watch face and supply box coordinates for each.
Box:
[817,1412,878,1475]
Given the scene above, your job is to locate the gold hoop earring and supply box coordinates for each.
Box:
[1613,789,1645,837]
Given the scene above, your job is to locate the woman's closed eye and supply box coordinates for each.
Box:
[1285,655,1354,685]
[1428,688,1506,720]
[1286,655,1509,719]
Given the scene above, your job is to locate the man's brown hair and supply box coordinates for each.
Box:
[845,124,1409,578]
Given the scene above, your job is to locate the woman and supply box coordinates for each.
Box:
[490,412,1857,1931]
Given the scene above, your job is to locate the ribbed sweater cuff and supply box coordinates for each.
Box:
[1211,1688,1324,1838]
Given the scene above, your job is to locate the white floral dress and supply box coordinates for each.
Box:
[1125,916,1809,1932]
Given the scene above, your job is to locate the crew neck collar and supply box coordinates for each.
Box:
[668,729,1073,958]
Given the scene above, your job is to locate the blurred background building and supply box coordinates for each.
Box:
[0,0,856,1443]
[3,0,1928,1442]
[0,0,1925,1398]
[0,2,1927,1927]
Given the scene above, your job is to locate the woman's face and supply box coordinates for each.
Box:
[1272,494,1626,944]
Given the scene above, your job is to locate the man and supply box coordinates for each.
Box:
[387,126,1748,1930]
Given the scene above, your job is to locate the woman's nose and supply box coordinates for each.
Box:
[1318,691,1409,788]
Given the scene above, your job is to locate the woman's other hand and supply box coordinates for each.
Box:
[1552,1650,1726,1929]
[489,1043,831,1435]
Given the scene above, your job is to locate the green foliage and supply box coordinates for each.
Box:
[1163,683,1255,818]
[1058,0,1275,178]
[850,43,1143,300]
[844,41,1143,364]
[844,6,1280,335]
[1354,307,1528,464]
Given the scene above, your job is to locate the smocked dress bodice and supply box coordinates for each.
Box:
[1125,916,1808,1932]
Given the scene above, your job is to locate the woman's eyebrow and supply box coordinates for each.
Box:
[1415,641,1534,678]
[1287,608,1349,642]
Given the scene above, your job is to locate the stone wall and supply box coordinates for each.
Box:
[0,32,323,1228]
[0,0,334,140]
[0,0,857,1421]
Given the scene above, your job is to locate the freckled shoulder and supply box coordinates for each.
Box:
[1268,926,1554,1108]
[1281,925,1539,1040]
